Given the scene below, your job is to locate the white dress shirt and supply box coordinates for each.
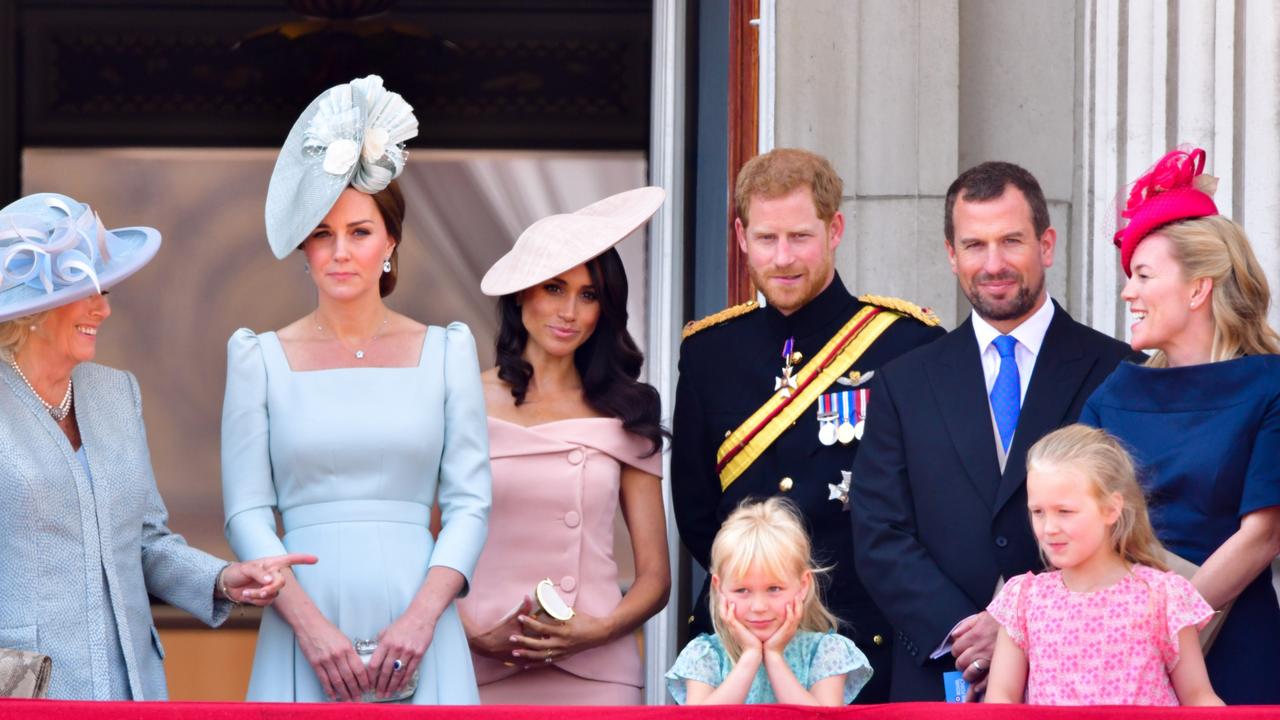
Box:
[971,294,1055,405]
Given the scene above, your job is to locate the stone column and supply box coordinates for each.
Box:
[775,0,963,324]
[1080,0,1280,335]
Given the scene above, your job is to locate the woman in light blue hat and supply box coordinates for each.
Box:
[221,75,491,704]
[0,193,316,701]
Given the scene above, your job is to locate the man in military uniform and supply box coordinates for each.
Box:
[671,148,944,703]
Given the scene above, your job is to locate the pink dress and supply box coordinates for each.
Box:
[986,565,1214,705]
[456,417,663,705]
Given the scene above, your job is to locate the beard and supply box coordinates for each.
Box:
[963,269,1044,322]
[747,263,834,315]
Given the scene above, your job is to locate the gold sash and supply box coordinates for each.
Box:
[715,306,901,490]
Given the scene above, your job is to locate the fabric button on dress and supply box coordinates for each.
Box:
[564,510,581,528]
[995,535,1008,548]
[567,449,585,465]
[560,576,577,592]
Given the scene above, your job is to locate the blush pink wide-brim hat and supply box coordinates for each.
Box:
[480,186,665,297]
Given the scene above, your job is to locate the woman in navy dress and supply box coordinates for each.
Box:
[1080,147,1280,704]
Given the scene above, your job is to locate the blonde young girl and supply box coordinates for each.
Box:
[665,498,871,705]
[984,425,1221,706]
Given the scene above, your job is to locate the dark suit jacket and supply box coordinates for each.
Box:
[672,275,944,703]
[850,301,1134,701]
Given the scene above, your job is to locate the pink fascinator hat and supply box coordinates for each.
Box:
[1113,147,1219,276]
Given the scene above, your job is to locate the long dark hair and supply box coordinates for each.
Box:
[495,248,667,455]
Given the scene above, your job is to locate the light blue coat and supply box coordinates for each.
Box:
[0,362,231,700]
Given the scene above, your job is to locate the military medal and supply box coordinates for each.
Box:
[853,388,869,440]
[774,337,799,398]
[836,391,857,444]
[828,469,852,510]
[816,393,838,446]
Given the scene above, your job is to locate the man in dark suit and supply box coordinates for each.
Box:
[672,148,945,702]
[850,161,1134,701]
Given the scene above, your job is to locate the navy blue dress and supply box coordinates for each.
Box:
[1081,355,1280,705]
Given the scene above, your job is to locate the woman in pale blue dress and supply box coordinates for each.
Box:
[221,76,491,704]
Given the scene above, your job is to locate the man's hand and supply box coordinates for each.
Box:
[951,611,999,685]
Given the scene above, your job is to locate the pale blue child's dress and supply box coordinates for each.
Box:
[221,323,491,703]
[666,631,872,704]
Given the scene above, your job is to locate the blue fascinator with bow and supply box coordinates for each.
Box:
[265,75,419,259]
[0,193,161,323]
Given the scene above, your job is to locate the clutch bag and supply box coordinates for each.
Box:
[353,638,418,703]
[0,647,52,699]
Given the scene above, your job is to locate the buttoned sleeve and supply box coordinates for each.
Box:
[670,339,719,571]
[426,322,491,593]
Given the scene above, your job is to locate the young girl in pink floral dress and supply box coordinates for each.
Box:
[984,425,1221,706]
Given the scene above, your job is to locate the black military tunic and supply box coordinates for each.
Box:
[671,273,945,703]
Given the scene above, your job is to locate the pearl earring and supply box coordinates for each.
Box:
[303,261,310,274]
[383,258,392,273]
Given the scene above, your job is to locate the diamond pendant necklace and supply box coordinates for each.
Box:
[313,311,389,360]
[9,360,73,421]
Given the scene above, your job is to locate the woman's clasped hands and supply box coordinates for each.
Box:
[506,605,612,667]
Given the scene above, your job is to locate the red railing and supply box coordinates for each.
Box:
[1,700,1278,720]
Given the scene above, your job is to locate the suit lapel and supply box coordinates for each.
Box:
[924,320,1002,506]
[992,305,1093,512]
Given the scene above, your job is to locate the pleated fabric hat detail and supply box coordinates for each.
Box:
[481,186,665,296]
[265,75,418,259]
[0,193,161,323]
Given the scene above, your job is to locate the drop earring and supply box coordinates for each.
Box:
[303,261,310,274]
[383,258,392,273]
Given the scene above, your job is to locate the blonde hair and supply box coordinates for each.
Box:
[1026,424,1168,571]
[1145,215,1280,368]
[708,498,840,662]
[0,312,48,363]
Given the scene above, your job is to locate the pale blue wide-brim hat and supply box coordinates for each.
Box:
[265,75,419,259]
[0,193,161,323]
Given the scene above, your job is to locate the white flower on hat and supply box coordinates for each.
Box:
[362,127,390,164]
[322,138,360,176]
[301,75,418,191]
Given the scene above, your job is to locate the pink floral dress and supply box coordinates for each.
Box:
[986,565,1213,705]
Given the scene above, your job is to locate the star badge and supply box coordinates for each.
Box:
[774,370,798,398]
[828,470,852,510]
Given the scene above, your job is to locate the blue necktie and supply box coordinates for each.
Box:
[990,335,1021,452]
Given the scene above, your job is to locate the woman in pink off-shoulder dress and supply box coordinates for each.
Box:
[455,188,671,704]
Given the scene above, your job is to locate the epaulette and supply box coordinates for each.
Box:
[682,300,759,339]
[858,294,941,327]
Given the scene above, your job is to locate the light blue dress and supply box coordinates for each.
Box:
[666,631,872,705]
[221,323,491,703]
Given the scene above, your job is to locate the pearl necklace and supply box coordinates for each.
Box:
[313,311,389,360]
[9,360,73,422]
